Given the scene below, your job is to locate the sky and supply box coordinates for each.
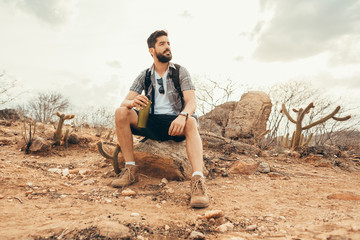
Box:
[1,0,360,112]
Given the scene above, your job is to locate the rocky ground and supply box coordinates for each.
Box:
[1,120,360,240]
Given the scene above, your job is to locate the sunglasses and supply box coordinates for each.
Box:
[157,78,164,94]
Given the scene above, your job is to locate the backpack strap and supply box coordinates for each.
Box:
[144,69,155,115]
[171,64,185,110]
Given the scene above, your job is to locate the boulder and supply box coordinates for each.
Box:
[29,137,51,152]
[199,101,237,136]
[229,161,259,175]
[96,221,131,239]
[99,139,204,180]
[199,92,272,144]
[225,91,272,139]
[0,109,20,120]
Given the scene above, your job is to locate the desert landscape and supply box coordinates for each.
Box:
[1,106,360,240]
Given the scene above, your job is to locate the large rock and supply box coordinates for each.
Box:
[199,102,237,136]
[0,109,20,120]
[102,139,205,180]
[199,92,272,145]
[225,91,272,139]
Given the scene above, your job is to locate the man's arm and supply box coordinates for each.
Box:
[121,91,149,109]
[168,89,196,136]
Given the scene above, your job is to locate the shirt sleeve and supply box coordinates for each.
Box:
[130,70,146,94]
[179,66,195,91]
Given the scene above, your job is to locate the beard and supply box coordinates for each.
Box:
[155,49,172,63]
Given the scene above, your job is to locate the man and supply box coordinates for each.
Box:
[113,30,209,208]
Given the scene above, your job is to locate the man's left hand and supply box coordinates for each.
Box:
[168,115,186,136]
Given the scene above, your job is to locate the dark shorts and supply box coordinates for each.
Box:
[131,111,186,142]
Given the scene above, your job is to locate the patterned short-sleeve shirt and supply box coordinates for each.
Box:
[130,62,195,114]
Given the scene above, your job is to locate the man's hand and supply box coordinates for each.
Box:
[131,95,149,109]
[168,115,186,136]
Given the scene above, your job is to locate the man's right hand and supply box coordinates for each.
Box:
[131,95,149,109]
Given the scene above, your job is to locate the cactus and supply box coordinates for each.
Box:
[281,102,351,150]
[55,112,75,145]
[97,141,122,174]
[22,120,36,154]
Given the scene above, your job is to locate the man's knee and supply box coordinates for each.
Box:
[115,107,132,125]
[184,117,198,136]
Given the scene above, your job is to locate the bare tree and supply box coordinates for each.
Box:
[194,75,244,115]
[0,71,17,106]
[28,92,70,123]
[90,106,114,128]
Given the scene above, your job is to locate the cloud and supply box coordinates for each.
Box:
[3,0,78,26]
[60,75,125,109]
[253,0,360,62]
[179,10,193,18]
[106,61,122,69]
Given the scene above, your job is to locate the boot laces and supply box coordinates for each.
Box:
[192,178,206,194]
[118,167,135,181]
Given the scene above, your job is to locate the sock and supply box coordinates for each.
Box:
[192,171,204,178]
[125,161,136,166]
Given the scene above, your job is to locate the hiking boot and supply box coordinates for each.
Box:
[190,175,209,208]
[111,165,138,188]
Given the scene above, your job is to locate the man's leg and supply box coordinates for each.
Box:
[184,117,209,208]
[112,107,139,188]
[184,117,203,173]
[114,107,139,163]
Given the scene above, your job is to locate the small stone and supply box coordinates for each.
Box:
[121,202,126,207]
[121,188,136,196]
[166,188,175,194]
[246,224,257,231]
[124,196,131,201]
[79,169,90,175]
[209,218,216,225]
[257,162,270,173]
[161,200,166,204]
[189,230,205,239]
[82,179,95,185]
[0,194,4,199]
[164,225,170,231]
[69,169,79,174]
[156,203,161,208]
[205,210,224,219]
[216,222,234,232]
[48,168,62,174]
[62,168,69,177]
[131,213,140,217]
[279,216,286,221]
[161,178,168,185]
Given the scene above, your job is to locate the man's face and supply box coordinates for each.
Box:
[153,35,172,63]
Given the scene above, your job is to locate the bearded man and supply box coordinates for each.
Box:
[112,30,209,208]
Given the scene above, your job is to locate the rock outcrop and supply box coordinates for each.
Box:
[0,109,20,120]
[200,91,272,144]
[98,139,204,180]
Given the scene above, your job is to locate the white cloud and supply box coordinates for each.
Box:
[253,0,360,62]
[8,0,79,27]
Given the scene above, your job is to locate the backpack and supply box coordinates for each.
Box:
[144,63,184,114]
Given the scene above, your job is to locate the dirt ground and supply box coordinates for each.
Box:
[1,122,360,240]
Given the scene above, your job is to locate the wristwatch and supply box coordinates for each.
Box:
[179,111,189,119]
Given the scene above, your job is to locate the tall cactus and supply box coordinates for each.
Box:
[55,112,75,145]
[281,102,351,150]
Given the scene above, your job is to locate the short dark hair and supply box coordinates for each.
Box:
[147,30,168,48]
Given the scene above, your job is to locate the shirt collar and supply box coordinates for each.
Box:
[149,62,176,75]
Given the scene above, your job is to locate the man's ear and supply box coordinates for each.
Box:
[149,48,154,57]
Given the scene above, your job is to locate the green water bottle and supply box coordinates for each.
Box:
[137,97,151,128]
